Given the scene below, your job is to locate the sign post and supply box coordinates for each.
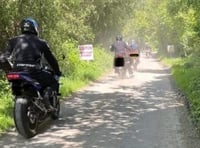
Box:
[78,44,94,61]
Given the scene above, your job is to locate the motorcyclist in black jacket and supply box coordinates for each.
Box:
[0,17,61,111]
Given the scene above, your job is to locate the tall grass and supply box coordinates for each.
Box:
[0,78,13,134]
[163,56,200,127]
[59,41,113,96]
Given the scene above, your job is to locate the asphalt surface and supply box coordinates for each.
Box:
[1,53,200,148]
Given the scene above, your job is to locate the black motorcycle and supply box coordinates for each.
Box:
[0,57,60,138]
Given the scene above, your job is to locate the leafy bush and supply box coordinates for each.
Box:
[60,43,113,96]
[168,56,200,126]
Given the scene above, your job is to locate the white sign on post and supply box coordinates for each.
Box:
[78,44,94,60]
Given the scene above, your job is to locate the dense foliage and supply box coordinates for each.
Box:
[0,0,138,51]
[123,0,200,57]
[1,0,200,58]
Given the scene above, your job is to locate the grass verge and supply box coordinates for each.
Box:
[163,56,200,128]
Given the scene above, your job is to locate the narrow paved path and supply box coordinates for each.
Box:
[1,53,200,148]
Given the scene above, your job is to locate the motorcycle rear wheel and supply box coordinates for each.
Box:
[14,98,38,138]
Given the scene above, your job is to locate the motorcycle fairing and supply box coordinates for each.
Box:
[6,71,42,91]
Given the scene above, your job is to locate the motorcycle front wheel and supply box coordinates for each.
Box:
[14,98,38,138]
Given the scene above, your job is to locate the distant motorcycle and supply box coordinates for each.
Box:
[0,57,60,138]
[129,49,140,70]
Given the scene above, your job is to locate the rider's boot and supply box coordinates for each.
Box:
[43,87,54,112]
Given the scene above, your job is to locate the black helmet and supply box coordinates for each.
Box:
[116,35,122,41]
[20,18,39,36]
